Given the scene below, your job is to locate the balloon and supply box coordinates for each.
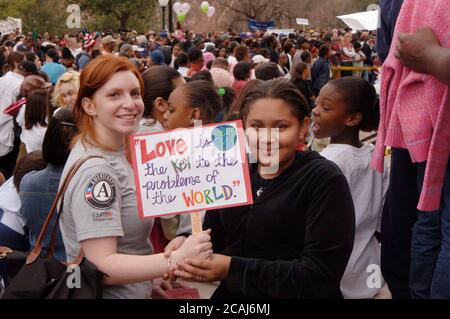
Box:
[173,2,182,14]
[201,1,209,14]
[181,2,190,13]
[177,13,186,23]
[207,6,215,17]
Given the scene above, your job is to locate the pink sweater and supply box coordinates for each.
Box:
[371,0,450,212]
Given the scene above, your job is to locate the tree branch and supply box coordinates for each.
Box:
[213,0,252,18]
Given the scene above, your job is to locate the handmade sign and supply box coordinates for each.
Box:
[0,17,22,35]
[130,121,253,224]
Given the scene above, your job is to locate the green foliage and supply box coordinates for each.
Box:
[79,0,157,30]
[0,0,35,19]
[1,0,157,34]
[1,0,70,34]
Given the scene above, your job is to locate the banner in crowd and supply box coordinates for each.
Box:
[266,28,295,37]
[248,19,276,31]
[337,10,379,31]
[296,18,309,25]
[0,17,22,35]
[130,121,253,219]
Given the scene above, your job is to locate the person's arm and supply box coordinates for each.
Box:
[176,169,356,298]
[82,233,211,286]
[67,163,212,286]
[359,51,367,62]
[395,27,450,85]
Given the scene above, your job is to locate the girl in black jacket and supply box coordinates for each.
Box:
[174,78,355,299]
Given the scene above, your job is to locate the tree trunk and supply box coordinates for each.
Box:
[120,12,130,31]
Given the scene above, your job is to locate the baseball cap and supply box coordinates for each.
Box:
[101,35,117,45]
[149,50,164,65]
[16,44,29,53]
[202,42,216,53]
[119,43,133,55]
[132,45,145,53]
[136,35,148,44]
[252,55,269,64]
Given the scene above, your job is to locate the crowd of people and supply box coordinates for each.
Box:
[0,0,449,300]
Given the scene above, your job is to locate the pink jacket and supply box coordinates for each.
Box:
[371,0,450,211]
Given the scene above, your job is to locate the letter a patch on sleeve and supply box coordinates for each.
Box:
[85,173,117,209]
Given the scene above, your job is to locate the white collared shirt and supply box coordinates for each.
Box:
[0,72,24,156]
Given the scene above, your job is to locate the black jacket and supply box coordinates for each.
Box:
[204,151,355,299]
[311,57,331,92]
[377,0,404,63]
[361,42,373,66]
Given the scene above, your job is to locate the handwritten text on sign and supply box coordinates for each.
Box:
[130,121,253,219]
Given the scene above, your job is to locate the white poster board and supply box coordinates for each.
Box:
[0,17,22,35]
[337,10,379,31]
[296,18,309,26]
[266,28,295,37]
[130,121,253,219]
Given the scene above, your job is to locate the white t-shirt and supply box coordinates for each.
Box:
[20,124,47,153]
[59,141,154,299]
[353,51,366,68]
[0,178,26,235]
[0,72,24,156]
[227,55,237,66]
[320,143,389,299]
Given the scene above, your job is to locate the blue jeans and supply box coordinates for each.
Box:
[410,160,450,299]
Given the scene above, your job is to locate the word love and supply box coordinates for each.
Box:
[140,139,188,164]
[182,185,235,207]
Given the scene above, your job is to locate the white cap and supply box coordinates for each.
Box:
[136,35,148,44]
[132,45,145,52]
[252,55,269,64]
[41,41,56,47]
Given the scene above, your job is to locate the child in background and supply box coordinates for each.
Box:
[174,53,189,78]
[312,77,389,298]
[163,80,223,130]
[187,47,204,77]
[352,43,367,78]
[138,65,186,134]
[291,62,315,111]
[173,78,355,299]
[21,88,51,153]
